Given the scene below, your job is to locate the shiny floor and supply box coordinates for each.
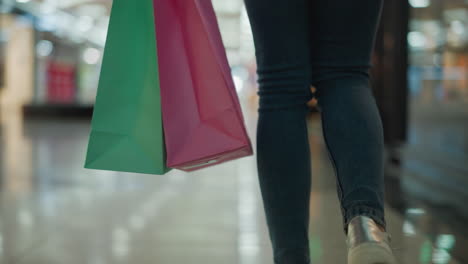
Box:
[0,97,464,264]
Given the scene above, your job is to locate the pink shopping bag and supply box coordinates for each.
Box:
[154,0,253,171]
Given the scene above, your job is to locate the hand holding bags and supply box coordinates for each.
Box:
[84,0,253,174]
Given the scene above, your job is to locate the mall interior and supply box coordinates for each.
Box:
[0,0,467,263]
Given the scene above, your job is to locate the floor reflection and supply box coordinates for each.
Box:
[0,100,465,263]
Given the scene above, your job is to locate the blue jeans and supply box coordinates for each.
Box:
[243,0,386,263]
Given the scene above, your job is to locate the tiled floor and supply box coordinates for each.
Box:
[0,96,464,264]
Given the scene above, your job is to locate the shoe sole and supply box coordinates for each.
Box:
[348,242,398,264]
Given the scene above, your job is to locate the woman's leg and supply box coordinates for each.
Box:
[308,0,386,234]
[243,0,314,263]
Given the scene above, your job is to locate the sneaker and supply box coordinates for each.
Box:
[346,215,398,264]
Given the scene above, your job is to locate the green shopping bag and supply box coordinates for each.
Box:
[84,0,171,175]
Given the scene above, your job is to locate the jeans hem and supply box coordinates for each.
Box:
[274,246,311,264]
[343,203,386,234]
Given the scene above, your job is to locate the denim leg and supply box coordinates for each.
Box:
[313,73,386,235]
[256,98,313,264]
[308,0,386,234]
[244,0,314,263]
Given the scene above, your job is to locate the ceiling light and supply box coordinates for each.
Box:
[409,0,430,8]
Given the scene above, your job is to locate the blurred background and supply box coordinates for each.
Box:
[0,0,467,263]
